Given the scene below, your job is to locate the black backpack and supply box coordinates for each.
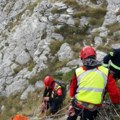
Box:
[55,80,67,100]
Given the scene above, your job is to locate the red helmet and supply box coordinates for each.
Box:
[80,46,96,59]
[44,76,54,87]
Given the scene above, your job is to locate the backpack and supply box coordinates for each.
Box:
[55,80,67,100]
[12,114,28,120]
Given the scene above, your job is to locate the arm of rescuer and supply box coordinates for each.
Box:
[67,73,77,116]
[69,73,78,99]
[49,88,63,105]
[106,74,120,104]
[103,52,113,68]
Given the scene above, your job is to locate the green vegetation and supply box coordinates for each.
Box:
[27,59,36,71]
[28,69,48,85]
[54,23,89,44]
[48,57,67,73]
[28,58,68,85]
[106,22,120,36]
[13,59,36,75]
[62,68,76,82]
[89,17,104,26]
[2,0,120,119]
[90,0,97,4]
[52,4,107,47]
[13,66,23,74]
[49,40,64,55]
[51,7,66,14]
[0,93,22,120]
[97,45,112,52]
[54,59,68,70]
[73,6,107,19]
[63,0,80,9]
[27,0,42,15]
[52,19,59,25]
[0,91,42,120]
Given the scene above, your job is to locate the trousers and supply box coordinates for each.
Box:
[67,99,98,120]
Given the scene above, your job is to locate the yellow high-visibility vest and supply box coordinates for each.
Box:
[75,66,108,104]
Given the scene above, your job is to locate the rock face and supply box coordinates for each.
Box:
[0,0,119,98]
[103,0,120,25]
[57,43,74,61]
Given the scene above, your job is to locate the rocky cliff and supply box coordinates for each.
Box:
[0,0,120,118]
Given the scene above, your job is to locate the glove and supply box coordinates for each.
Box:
[67,105,75,116]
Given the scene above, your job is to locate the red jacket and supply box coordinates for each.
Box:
[69,66,120,104]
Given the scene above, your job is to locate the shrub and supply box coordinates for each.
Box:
[54,59,68,70]
[62,68,76,82]
[27,60,36,71]
[13,66,23,74]
[106,22,120,36]
[51,7,66,14]
[63,0,80,9]
[90,0,97,4]
[49,40,64,55]
[97,45,112,52]
[72,11,87,18]
[89,17,104,26]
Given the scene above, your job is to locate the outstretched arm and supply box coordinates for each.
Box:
[103,53,112,67]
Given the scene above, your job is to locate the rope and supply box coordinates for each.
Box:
[52,103,70,115]
[32,112,66,120]
[30,103,70,120]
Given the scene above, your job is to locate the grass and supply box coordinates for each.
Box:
[0,90,43,120]
[28,68,49,85]
[13,66,23,74]
[27,59,36,72]
[63,0,80,10]
[28,57,67,85]
[54,23,89,41]
[53,5,106,46]
[97,45,112,52]
[90,0,97,4]
[89,17,104,26]
[51,7,66,14]
[13,58,36,75]
[72,6,107,19]
[106,22,120,36]
[62,68,76,82]
[49,40,64,55]
[0,93,22,120]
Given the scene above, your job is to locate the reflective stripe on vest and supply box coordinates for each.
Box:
[110,61,120,70]
[110,52,113,56]
[103,63,108,67]
[75,66,108,104]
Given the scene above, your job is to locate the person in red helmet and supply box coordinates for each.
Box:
[41,75,63,114]
[67,46,120,120]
